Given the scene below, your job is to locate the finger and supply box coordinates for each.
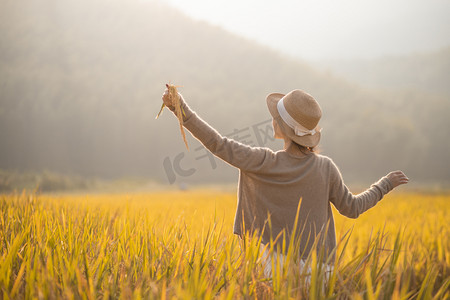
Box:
[394,172,407,179]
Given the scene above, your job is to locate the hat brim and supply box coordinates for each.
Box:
[266,92,321,148]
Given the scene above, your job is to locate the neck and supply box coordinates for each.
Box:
[283,138,308,157]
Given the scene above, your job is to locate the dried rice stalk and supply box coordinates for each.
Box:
[156,83,188,150]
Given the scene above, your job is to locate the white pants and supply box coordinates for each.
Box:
[259,244,334,284]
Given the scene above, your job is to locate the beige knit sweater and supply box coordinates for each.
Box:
[175,100,393,260]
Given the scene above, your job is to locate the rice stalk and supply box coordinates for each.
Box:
[1,191,448,298]
[155,83,189,149]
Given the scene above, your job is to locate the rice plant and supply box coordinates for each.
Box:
[0,190,448,299]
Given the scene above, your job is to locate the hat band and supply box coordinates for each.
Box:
[277,97,321,137]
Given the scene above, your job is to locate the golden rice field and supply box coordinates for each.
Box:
[0,189,449,299]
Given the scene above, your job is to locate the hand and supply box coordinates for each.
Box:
[162,88,175,110]
[386,170,409,188]
[162,88,185,112]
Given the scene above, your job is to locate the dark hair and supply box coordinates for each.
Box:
[295,142,320,154]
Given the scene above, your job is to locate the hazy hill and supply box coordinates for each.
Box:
[0,0,449,187]
[317,48,450,97]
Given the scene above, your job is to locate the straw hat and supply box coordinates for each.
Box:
[266,89,322,147]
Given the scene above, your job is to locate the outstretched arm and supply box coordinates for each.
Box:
[161,89,269,172]
[329,159,409,218]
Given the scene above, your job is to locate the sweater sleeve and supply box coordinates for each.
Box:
[328,159,393,219]
[172,100,269,172]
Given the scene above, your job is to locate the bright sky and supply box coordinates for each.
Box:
[161,0,450,61]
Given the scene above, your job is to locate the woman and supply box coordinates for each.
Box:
[161,88,409,277]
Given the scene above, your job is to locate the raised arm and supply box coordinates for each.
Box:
[328,159,409,219]
[162,90,269,172]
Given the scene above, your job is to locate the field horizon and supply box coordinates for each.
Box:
[2,168,449,196]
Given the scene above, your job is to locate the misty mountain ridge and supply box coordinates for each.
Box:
[0,0,449,187]
[316,47,450,97]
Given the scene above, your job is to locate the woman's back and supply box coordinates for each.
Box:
[235,149,392,259]
[235,151,331,255]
